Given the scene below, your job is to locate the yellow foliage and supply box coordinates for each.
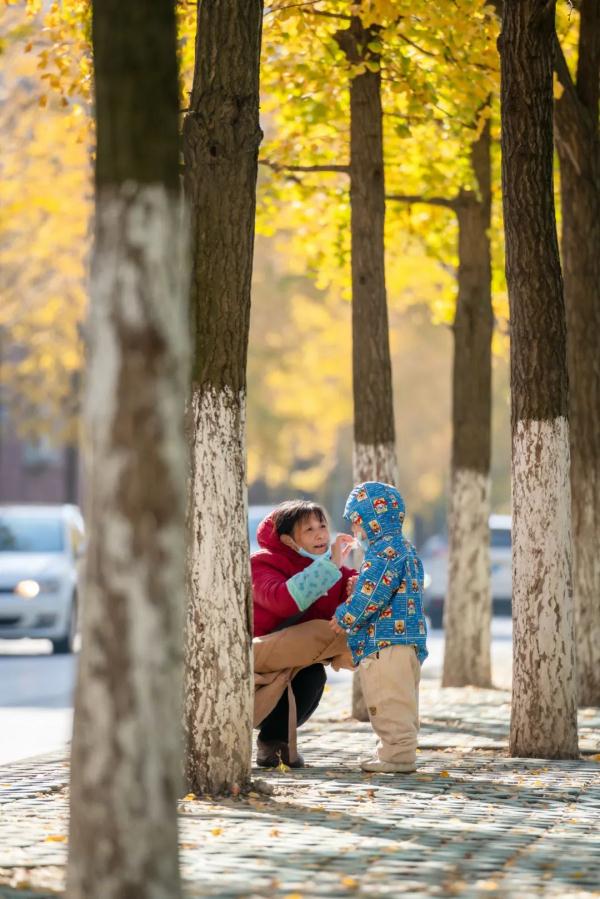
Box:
[1,3,91,440]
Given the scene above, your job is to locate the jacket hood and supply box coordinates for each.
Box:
[255,513,303,564]
[343,481,406,545]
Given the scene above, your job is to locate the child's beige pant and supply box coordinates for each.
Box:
[359,645,421,764]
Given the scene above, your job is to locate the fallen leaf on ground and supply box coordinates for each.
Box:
[210,827,223,836]
[439,771,450,778]
[270,828,280,837]
[182,793,196,801]
[340,876,359,889]
[44,834,67,843]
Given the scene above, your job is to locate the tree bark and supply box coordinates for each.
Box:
[554,0,600,707]
[67,1,188,896]
[182,0,263,794]
[500,0,578,758]
[336,17,398,721]
[442,120,494,688]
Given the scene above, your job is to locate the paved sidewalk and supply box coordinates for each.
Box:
[0,679,599,898]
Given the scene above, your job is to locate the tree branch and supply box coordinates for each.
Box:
[264,1,350,18]
[397,33,436,58]
[386,193,458,210]
[260,159,349,174]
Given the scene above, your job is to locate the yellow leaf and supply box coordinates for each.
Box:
[210,827,223,837]
[44,834,67,843]
[439,770,450,778]
[270,828,280,837]
[182,792,196,801]
[340,876,359,889]
[39,95,48,108]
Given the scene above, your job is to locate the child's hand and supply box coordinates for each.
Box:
[346,575,358,597]
[329,616,346,636]
[331,534,355,568]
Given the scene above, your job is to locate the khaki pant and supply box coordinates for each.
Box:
[359,645,421,765]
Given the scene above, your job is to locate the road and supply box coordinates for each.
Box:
[0,619,512,766]
[0,639,75,766]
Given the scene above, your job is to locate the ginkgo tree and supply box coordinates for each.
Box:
[259,0,501,695]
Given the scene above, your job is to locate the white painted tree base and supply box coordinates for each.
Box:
[354,441,399,486]
[573,470,600,706]
[184,385,253,795]
[351,440,399,719]
[68,184,189,899]
[442,468,492,687]
[510,417,578,758]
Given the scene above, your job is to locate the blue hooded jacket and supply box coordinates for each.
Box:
[334,481,428,665]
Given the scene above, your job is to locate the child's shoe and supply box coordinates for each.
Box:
[360,756,416,774]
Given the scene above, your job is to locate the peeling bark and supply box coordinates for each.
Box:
[511,419,578,756]
[443,470,492,687]
[68,184,189,899]
[500,0,578,758]
[184,386,253,794]
[182,0,263,794]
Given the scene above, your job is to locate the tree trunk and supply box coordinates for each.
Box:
[336,18,398,722]
[554,0,600,707]
[442,121,494,688]
[500,0,578,758]
[182,0,263,795]
[67,2,188,896]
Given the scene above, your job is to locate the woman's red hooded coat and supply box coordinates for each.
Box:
[251,514,357,637]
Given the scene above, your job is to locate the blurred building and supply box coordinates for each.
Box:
[0,406,80,505]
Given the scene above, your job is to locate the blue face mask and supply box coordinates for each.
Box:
[298,546,332,562]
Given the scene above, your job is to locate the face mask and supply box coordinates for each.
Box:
[298,546,332,562]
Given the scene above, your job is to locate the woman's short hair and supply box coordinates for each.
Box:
[272,500,327,537]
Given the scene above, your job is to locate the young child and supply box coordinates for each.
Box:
[331,481,428,773]
[251,500,356,767]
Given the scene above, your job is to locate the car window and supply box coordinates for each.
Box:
[490,528,511,549]
[0,516,65,552]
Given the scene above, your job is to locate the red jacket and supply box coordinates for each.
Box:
[251,514,357,637]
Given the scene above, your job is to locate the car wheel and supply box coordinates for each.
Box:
[51,595,78,655]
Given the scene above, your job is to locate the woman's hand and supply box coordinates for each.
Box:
[330,533,355,568]
[346,575,358,597]
[329,616,346,635]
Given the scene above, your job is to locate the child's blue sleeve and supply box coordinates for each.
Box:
[286,558,342,611]
[334,556,398,630]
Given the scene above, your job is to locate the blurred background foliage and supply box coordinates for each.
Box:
[2,0,581,536]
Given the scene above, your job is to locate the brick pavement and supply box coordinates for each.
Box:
[0,678,599,898]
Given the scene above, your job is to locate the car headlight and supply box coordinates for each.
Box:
[423,572,432,591]
[15,579,40,599]
[14,579,61,599]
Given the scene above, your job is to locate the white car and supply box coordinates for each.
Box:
[0,504,85,654]
[421,514,512,629]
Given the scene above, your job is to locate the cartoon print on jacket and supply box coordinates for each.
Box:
[334,481,428,665]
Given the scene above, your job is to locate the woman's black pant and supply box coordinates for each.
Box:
[258,663,326,743]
